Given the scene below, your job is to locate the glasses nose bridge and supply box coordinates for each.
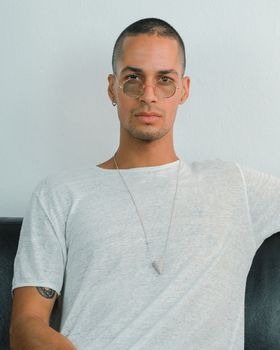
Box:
[139,84,157,102]
[142,76,157,89]
[140,79,159,100]
[143,82,157,92]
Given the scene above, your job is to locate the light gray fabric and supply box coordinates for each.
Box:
[12,157,280,349]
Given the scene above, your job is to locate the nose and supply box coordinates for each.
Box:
[139,84,158,104]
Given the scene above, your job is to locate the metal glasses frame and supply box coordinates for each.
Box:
[114,74,180,99]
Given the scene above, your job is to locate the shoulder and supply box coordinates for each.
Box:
[233,163,280,190]
[190,159,280,190]
[32,166,99,203]
[188,158,240,178]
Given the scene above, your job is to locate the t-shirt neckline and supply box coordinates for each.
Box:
[95,157,182,173]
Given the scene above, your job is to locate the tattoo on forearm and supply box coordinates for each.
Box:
[36,287,56,299]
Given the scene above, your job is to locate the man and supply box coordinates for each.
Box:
[10,18,280,350]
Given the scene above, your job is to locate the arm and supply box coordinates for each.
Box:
[10,287,76,350]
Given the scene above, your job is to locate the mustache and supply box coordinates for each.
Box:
[132,107,164,117]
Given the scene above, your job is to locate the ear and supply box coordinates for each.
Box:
[107,74,116,103]
[179,76,190,104]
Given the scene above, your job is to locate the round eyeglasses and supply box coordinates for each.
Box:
[115,75,180,99]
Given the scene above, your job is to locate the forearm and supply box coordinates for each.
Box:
[10,315,76,350]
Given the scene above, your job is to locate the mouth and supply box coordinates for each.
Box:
[135,112,161,123]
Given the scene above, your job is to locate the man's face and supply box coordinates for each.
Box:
[108,34,190,142]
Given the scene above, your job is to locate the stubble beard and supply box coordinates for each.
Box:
[121,115,170,141]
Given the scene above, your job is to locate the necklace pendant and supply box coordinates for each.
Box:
[152,258,164,274]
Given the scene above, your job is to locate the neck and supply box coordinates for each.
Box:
[97,145,179,170]
[96,127,180,170]
[113,125,179,169]
[113,149,179,170]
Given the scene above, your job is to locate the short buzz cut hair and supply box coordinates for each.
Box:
[112,18,186,76]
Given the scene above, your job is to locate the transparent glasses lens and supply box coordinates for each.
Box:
[121,79,177,99]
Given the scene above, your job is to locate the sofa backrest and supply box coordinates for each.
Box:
[1,217,280,349]
[245,229,280,349]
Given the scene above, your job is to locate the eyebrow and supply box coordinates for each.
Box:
[120,66,179,76]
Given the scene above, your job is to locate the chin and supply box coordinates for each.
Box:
[129,128,169,142]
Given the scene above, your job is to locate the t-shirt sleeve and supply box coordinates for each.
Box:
[235,163,280,248]
[12,177,69,296]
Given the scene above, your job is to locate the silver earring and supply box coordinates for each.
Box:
[112,101,117,106]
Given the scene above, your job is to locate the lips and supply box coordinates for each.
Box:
[135,113,161,123]
[135,112,161,117]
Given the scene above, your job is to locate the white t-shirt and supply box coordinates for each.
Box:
[12,157,280,349]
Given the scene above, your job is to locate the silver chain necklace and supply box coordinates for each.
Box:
[113,153,181,275]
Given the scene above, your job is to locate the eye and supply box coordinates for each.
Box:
[126,74,141,81]
[159,76,174,83]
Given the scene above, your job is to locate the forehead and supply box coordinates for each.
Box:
[117,34,182,75]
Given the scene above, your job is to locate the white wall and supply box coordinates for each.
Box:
[1,0,280,216]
